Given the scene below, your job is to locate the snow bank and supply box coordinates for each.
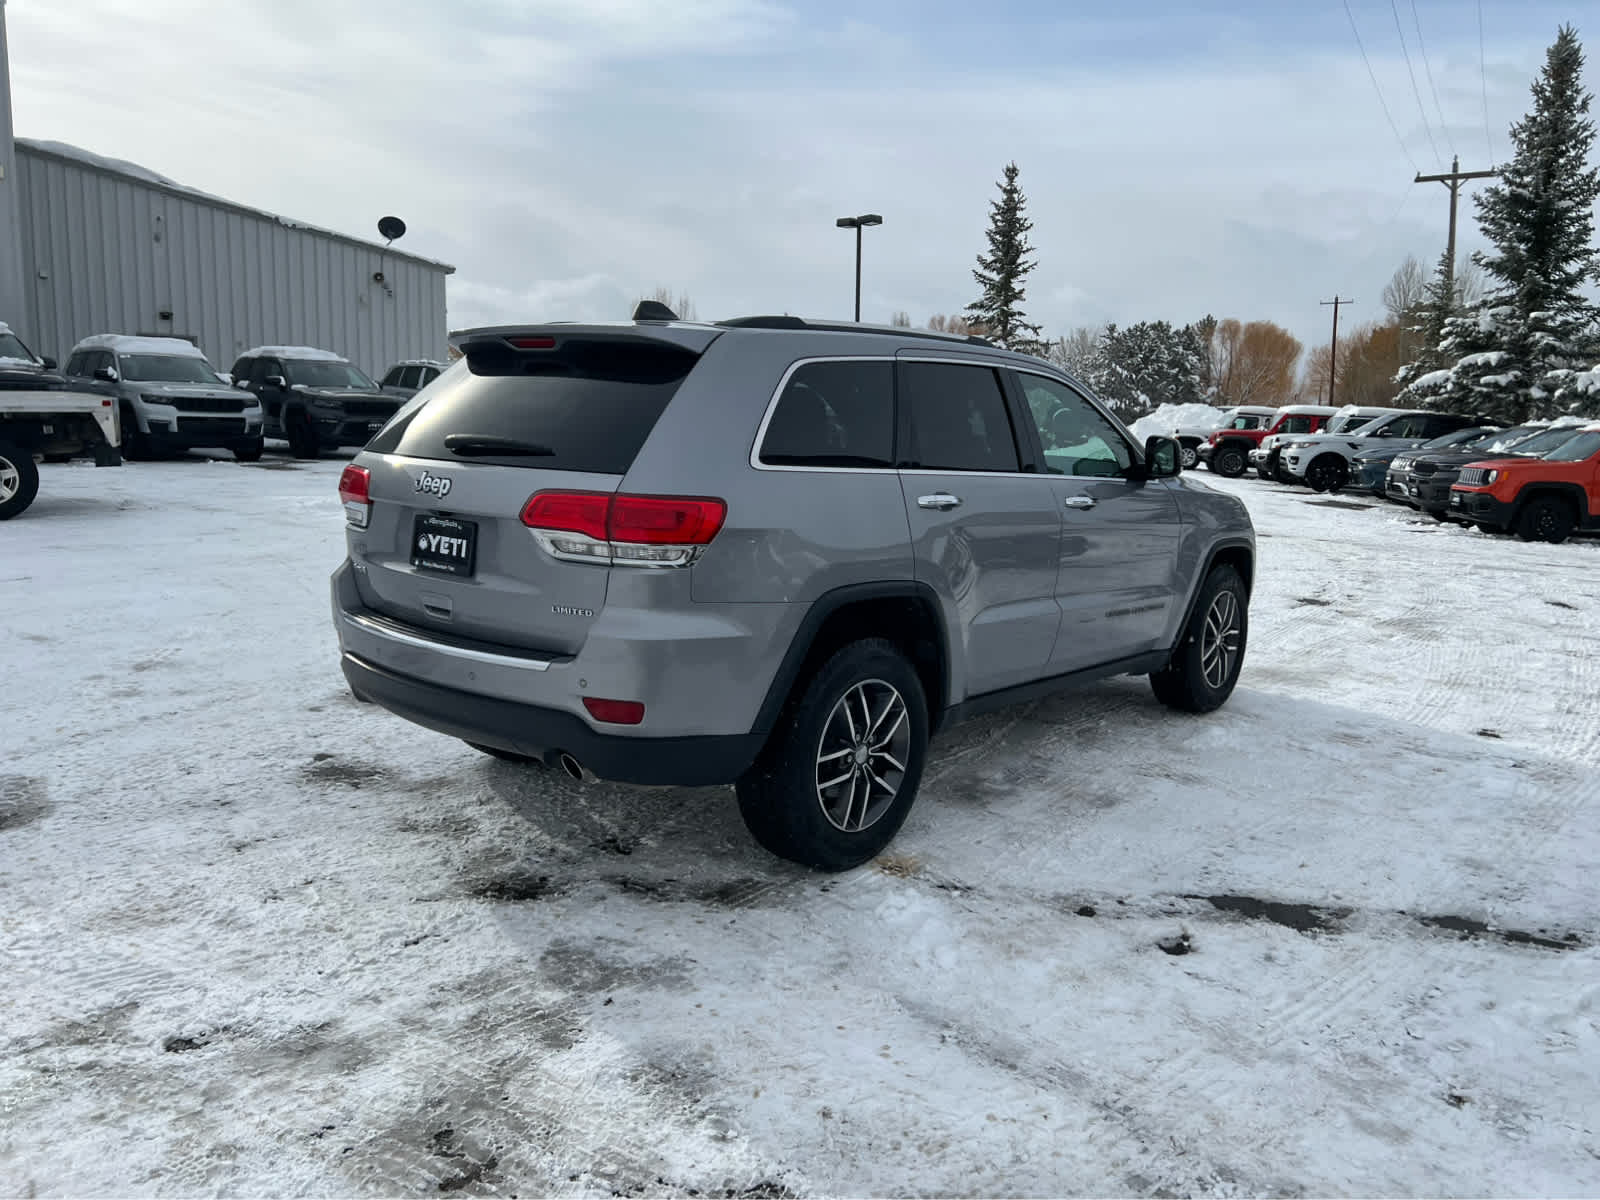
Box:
[72,334,208,358]
[239,345,347,362]
[1130,403,1224,442]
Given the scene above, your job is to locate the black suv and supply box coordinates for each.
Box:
[230,345,400,458]
[1386,423,1587,519]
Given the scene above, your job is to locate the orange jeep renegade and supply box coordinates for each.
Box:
[1448,423,1600,543]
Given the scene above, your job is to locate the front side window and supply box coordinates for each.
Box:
[760,360,894,468]
[65,352,87,376]
[1015,372,1133,477]
[1281,416,1315,435]
[1230,415,1262,430]
[899,362,1019,472]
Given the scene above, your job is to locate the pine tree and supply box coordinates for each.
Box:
[1428,25,1600,422]
[967,163,1042,353]
[1394,250,1466,404]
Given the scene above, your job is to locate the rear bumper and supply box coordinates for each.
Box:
[341,651,764,786]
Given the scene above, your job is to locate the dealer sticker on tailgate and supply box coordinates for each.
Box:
[411,513,477,577]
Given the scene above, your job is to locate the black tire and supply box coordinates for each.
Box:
[286,409,321,459]
[1150,565,1248,714]
[232,437,265,463]
[1305,454,1348,493]
[466,741,542,765]
[1515,495,1576,544]
[1426,508,1449,523]
[1212,445,1247,477]
[119,406,150,461]
[0,439,41,520]
[736,638,929,872]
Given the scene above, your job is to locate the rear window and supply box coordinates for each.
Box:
[370,339,698,474]
[760,360,894,467]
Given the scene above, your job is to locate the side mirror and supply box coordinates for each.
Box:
[235,378,251,390]
[41,356,59,370]
[1143,435,1181,478]
[93,365,119,383]
[265,375,287,390]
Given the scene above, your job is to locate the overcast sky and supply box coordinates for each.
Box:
[6,0,1590,359]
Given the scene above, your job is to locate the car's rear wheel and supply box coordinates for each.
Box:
[1305,455,1348,493]
[1212,446,1247,477]
[737,638,928,872]
[1516,496,1576,544]
[1179,443,1199,470]
[119,406,150,461]
[0,439,41,520]
[287,409,321,459]
[1150,564,1248,714]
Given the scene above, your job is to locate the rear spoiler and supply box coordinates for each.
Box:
[449,322,722,359]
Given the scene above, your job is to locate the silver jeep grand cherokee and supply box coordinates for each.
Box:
[332,310,1255,870]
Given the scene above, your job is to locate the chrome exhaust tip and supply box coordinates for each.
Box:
[557,753,596,784]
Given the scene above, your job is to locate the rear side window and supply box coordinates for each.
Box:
[370,339,698,474]
[899,362,1019,472]
[760,360,894,467]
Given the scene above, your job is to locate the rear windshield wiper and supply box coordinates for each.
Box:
[444,434,555,457]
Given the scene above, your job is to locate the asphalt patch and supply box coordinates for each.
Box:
[1418,913,1581,952]
[1158,932,1193,956]
[1197,894,1353,934]
[1295,597,1333,607]
[1304,499,1377,511]
[473,871,566,902]
[0,775,50,832]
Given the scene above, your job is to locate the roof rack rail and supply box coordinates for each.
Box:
[716,315,992,347]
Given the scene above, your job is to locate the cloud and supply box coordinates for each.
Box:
[5,1,1570,360]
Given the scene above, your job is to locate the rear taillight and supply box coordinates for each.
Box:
[520,491,726,568]
[582,697,645,725]
[338,465,371,528]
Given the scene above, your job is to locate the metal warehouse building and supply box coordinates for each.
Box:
[5,137,454,376]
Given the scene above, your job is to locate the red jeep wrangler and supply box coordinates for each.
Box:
[1199,405,1337,477]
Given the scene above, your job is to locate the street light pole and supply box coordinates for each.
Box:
[835,213,883,322]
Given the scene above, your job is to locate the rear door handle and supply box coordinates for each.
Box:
[1064,495,1096,510]
[917,493,962,511]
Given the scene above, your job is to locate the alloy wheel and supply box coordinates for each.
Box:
[1200,590,1242,689]
[0,455,18,503]
[815,679,910,834]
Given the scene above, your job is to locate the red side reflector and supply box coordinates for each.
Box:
[583,697,645,725]
[338,465,371,504]
[521,492,726,546]
[507,335,557,350]
[608,495,726,545]
[520,491,609,540]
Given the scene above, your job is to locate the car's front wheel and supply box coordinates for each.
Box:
[1212,446,1247,477]
[1150,564,1248,713]
[0,439,41,520]
[286,409,321,459]
[1305,454,1349,493]
[232,437,264,463]
[1516,496,1576,544]
[1179,443,1199,470]
[737,638,928,871]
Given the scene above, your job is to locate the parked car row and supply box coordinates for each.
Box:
[1193,397,1599,544]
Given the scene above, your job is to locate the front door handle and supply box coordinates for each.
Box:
[917,493,962,511]
[1063,495,1096,510]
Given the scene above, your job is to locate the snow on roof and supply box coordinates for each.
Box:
[392,359,448,368]
[72,334,208,358]
[15,139,455,274]
[240,345,348,362]
[0,322,12,334]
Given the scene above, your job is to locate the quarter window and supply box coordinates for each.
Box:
[1014,372,1132,477]
[899,362,1019,473]
[760,360,894,468]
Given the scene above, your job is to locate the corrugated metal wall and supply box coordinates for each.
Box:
[14,145,451,376]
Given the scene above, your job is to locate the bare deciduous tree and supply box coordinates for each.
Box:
[1213,319,1303,406]
[890,311,912,327]
[641,287,697,321]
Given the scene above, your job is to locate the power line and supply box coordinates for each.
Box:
[1343,0,1418,172]
[1477,0,1495,162]
[1409,0,1458,159]
[1389,0,1441,166]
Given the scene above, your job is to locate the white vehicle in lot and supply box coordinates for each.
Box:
[1279,409,1481,492]
[0,323,121,519]
[64,334,264,461]
[1250,405,1404,480]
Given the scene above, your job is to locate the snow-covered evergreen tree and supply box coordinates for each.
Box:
[1422,26,1600,422]
[1089,321,1203,417]
[966,163,1042,353]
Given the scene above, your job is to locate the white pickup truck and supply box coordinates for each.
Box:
[0,323,122,519]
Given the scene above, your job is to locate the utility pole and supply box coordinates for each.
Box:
[1320,295,1353,407]
[1415,155,1498,298]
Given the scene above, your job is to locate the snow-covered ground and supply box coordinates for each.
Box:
[3,455,1598,1197]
